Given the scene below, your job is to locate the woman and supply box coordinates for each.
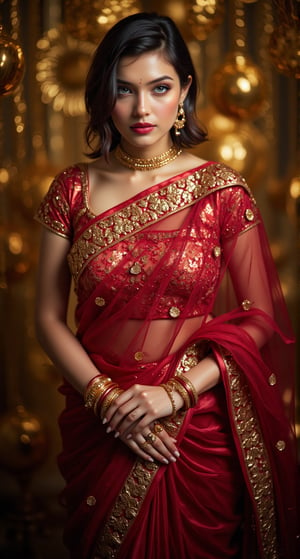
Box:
[35,12,298,559]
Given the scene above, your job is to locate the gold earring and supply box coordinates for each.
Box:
[174,103,186,136]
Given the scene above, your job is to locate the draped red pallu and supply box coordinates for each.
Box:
[36,162,299,559]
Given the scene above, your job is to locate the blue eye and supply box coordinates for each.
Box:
[117,85,131,96]
[154,85,170,94]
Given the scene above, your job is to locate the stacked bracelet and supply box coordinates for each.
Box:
[84,374,123,418]
[175,374,198,408]
[162,374,198,413]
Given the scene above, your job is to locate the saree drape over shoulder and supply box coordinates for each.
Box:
[36,162,299,559]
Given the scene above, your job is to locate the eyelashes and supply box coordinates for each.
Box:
[116,84,171,97]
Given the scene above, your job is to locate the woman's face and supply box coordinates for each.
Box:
[111,50,191,156]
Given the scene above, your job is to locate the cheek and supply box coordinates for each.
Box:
[156,96,179,121]
[111,105,126,127]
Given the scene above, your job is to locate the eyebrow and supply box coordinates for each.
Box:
[116,75,174,86]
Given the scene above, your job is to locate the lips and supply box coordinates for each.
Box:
[130,122,155,134]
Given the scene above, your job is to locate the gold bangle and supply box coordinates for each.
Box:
[161,383,177,417]
[170,379,190,410]
[84,378,112,409]
[178,374,199,407]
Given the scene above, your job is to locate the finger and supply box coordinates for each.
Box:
[102,390,134,423]
[107,404,144,434]
[136,431,179,463]
[129,422,179,455]
[123,438,155,463]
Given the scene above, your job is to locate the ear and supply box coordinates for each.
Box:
[179,75,192,103]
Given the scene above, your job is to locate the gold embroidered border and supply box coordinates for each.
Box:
[91,343,205,559]
[68,164,254,284]
[92,412,185,559]
[222,351,278,559]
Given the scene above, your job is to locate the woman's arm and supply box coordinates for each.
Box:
[35,228,103,394]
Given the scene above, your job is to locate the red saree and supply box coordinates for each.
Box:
[36,162,299,559]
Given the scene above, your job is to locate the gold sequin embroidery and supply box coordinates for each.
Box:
[129,263,142,275]
[245,208,254,221]
[213,246,221,257]
[68,165,255,284]
[268,374,277,386]
[169,306,181,318]
[86,496,96,506]
[276,440,285,452]
[241,299,252,311]
[134,351,144,362]
[95,297,106,307]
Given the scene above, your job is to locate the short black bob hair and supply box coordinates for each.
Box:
[85,12,207,159]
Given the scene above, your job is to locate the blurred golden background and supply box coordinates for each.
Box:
[0,0,299,557]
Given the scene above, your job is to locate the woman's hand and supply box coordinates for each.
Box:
[103,384,183,463]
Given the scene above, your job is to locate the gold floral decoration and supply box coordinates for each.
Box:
[36,26,95,116]
[64,0,142,43]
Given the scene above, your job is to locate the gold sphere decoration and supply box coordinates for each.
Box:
[286,175,300,226]
[0,405,48,474]
[0,29,25,96]
[192,106,268,187]
[269,24,300,79]
[186,0,225,41]
[36,27,95,116]
[209,53,267,120]
[64,0,142,43]
[0,217,36,283]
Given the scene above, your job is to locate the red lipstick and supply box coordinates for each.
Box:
[130,122,155,134]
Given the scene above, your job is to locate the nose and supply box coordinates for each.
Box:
[133,91,150,117]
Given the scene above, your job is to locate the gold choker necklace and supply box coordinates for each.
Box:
[115,144,182,171]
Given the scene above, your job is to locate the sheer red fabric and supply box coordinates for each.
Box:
[36,162,299,559]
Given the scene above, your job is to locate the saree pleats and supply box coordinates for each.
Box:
[118,384,245,559]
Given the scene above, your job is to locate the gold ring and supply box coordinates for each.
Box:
[140,440,149,451]
[145,432,157,444]
[152,423,163,434]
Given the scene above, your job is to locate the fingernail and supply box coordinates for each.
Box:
[114,431,119,438]
[170,456,177,463]
[106,426,112,434]
[102,418,107,425]
[162,458,169,464]
[126,434,132,440]
[147,457,154,462]
[174,451,180,458]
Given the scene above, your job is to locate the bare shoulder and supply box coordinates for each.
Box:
[180,151,208,169]
[167,151,208,176]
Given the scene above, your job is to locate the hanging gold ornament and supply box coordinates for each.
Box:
[0,216,36,283]
[286,174,300,227]
[269,24,300,79]
[0,405,48,474]
[191,106,268,187]
[36,27,95,116]
[268,0,300,78]
[186,0,225,41]
[209,52,267,120]
[150,0,191,40]
[0,27,24,96]
[64,0,142,43]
